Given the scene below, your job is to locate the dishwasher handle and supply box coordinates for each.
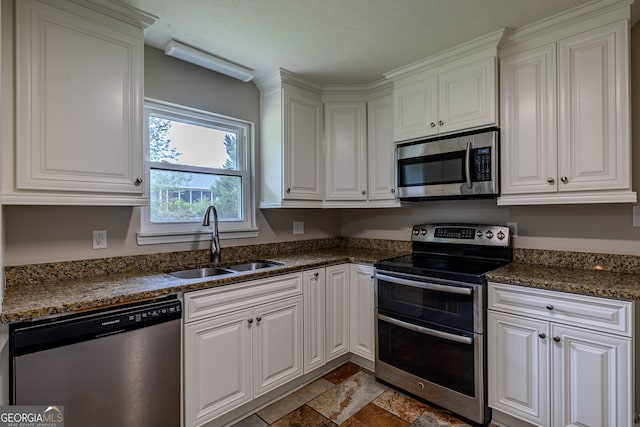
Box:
[11,298,182,356]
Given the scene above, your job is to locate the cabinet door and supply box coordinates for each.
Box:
[367,95,396,200]
[438,56,497,134]
[500,44,558,195]
[349,264,375,361]
[184,309,253,427]
[283,87,323,200]
[557,20,630,192]
[392,75,438,142]
[324,102,367,200]
[15,0,143,194]
[488,312,550,427]
[325,264,350,361]
[303,269,326,373]
[253,296,303,397]
[551,325,632,427]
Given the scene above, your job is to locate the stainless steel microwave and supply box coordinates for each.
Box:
[395,128,499,200]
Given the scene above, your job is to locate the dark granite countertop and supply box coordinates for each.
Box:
[1,248,402,323]
[487,262,640,301]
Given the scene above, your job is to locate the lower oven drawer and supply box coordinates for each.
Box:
[376,311,477,397]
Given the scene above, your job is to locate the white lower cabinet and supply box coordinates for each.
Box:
[184,273,303,427]
[349,264,375,361]
[325,264,351,361]
[488,283,633,427]
[303,268,326,373]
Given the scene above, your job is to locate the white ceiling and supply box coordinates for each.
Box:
[125,0,593,85]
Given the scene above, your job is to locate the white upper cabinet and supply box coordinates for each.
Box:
[498,2,635,205]
[367,93,397,201]
[385,30,502,142]
[324,101,367,201]
[8,0,154,205]
[256,70,323,208]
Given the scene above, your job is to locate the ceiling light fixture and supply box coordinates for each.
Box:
[164,39,254,82]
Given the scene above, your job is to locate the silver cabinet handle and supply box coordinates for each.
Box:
[430,122,436,128]
[547,177,555,184]
[376,273,472,295]
[134,177,143,186]
[286,187,291,193]
[391,188,395,193]
[378,314,473,345]
[546,305,554,310]
[256,316,262,322]
[438,120,444,126]
[561,176,568,184]
[538,333,546,339]
[362,190,366,195]
[314,272,319,278]
[553,336,561,343]
[247,318,253,324]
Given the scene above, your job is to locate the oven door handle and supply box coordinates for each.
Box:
[378,314,474,345]
[465,141,472,189]
[376,273,472,296]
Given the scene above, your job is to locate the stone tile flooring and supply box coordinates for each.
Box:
[232,362,496,427]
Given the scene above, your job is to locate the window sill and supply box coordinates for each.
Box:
[137,228,259,246]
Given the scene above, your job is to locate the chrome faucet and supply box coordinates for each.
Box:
[202,205,221,264]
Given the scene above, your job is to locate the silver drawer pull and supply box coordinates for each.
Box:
[378,314,473,345]
[376,273,472,295]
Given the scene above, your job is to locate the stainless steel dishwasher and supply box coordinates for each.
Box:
[10,295,181,427]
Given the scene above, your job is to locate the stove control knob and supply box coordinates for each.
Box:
[485,230,494,239]
[497,231,505,240]
[420,229,427,236]
[413,229,420,236]
[476,231,483,237]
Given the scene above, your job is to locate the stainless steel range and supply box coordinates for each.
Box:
[374,224,512,425]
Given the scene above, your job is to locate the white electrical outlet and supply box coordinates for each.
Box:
[506,222,518,237]
[293,221,304,235]
[92,229,107,249]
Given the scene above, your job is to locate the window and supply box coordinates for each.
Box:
[138,99,256,245]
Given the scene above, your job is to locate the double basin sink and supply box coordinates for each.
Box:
[169,261,281,279]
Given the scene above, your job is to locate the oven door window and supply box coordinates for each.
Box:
[376,275,475,331]
[398,151,465,187]
[377,314,475,397]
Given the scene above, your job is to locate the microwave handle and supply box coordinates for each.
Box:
[465,142,472,189]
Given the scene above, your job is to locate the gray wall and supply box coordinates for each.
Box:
[3,46,340,265]
[5,24,640,265]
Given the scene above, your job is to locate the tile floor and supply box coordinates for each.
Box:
[232,362,497,427]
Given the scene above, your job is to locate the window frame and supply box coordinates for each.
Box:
[137,98,257,245]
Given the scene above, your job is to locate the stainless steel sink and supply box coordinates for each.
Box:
[169,267,234,279]
[227,261,281,272]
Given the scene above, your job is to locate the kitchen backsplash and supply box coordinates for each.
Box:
[4,237,411,287]
[6,238,640,287]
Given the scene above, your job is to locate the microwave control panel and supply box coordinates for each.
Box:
[473,148,492,181]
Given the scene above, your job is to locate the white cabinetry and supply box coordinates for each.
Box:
[256,70,323,208]
[367,93,397,201]
[498,3,635,205]
[303,268,326,373]
[349,264,375,362]
[183,273,303,427]
[325,264,350,361]
[8,0,153,205]
[324,101,367,201]
[384,30,502,142]
[488,283,633,427]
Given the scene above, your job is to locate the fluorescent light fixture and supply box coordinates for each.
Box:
[164,39,254,82]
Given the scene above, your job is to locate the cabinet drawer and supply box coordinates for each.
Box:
[488,282,632,336]
[185,273,303,323]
